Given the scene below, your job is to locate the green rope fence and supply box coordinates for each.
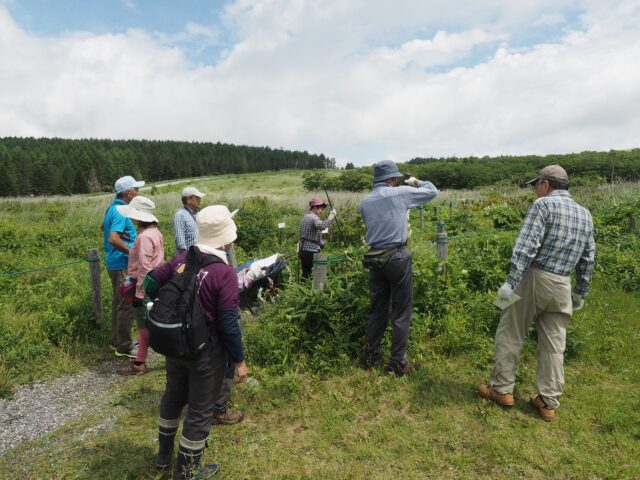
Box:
[0,257,98,278]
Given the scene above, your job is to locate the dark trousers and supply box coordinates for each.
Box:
[299,250,315,279]
[108,268,134,352]
[366,247,413,365]
[214,361,234,412]
[160,336,227,443]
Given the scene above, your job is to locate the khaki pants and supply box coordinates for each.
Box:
[490,267,572,409]
[108,268,134,353]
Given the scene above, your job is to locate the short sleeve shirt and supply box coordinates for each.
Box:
[103,198,137,271]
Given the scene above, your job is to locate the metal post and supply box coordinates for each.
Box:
[436,222,448,261]
[227,244,238,269]
[87,248,103,326]
[312,253,327,291]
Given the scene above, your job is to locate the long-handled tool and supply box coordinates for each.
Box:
[323,187,347,247]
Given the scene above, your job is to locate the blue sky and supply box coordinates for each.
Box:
[0,1,639,166]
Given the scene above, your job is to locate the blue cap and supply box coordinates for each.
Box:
[372,160,402,183]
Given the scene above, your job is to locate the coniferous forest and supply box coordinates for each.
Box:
[0,137,335,197]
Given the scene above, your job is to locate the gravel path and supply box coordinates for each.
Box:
[0,354,161,457]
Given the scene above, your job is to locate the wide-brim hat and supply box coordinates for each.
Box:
[116,195,159,223]
[373,160,403,183]
[525,165,569,186]
[196,205,238,249]
[308,197,327,208]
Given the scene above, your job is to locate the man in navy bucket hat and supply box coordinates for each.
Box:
[360,160,438,375]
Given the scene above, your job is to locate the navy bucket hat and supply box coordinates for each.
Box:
[372,160,403,183]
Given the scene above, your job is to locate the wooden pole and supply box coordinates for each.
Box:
[87,248,103,326]
[419,207,424,230]
[312,253,327,291]
[628,215,637,232]
[436,222,448,261]
[227,244,238,269]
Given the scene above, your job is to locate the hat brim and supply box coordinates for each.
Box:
[196,223,237,249]
[116,205,158,223]
[525,176,539,186]
[373,172,403,183]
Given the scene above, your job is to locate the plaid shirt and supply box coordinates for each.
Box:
[299,211,334,252]
[173,207,198,251]
[507,190,595,297]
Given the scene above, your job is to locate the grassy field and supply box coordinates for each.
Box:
[1,171,639,478]
[1,280,638,479]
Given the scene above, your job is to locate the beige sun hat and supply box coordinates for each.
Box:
[116,196,159,223]
[196,205,238,249]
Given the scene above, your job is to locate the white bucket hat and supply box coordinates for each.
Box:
[196,205,238,249]
[116,196,159,223]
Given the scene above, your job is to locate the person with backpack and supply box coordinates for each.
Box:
[298,198,336,278]
[115,196,164,376]
[102,175,144,358]
[145,205,248,479]
[172,185,244,426]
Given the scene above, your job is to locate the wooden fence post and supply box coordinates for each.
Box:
[87,248,103,326]
[419,206,424,230]
[312,253,327,291]
[628,215,637,232]
[436,222,448,261]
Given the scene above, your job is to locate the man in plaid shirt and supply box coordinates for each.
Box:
[479,165,595,421]
[298,198,336,278]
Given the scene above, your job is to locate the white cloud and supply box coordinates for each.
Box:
[0,1,639,166]
[120,0,136,9]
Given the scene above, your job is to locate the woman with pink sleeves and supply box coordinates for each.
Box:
[116,196,165,375]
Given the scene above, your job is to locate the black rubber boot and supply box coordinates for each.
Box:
[175,446,220,480]
[156,424,177,471]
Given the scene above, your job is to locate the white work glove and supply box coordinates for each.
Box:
[404,176,420,187]
[498,282,514,300]
[571,293,584,313]
[328,208,336,221]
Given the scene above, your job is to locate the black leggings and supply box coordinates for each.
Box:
[299,250,315,279]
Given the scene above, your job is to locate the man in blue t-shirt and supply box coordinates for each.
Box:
[102,175,144,357]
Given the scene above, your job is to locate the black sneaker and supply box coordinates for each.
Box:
[384,361,420,376]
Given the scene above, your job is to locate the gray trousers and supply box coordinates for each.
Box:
[366,246,413,365]
[490,267,572,409]
[213,363,234,412]
[107,268,134,352]
[160,336,227,448]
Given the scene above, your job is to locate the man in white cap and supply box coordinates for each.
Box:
[148,205,248,479]
[102,175,145,358]
[173,186,206,256]
[478,165,595,422]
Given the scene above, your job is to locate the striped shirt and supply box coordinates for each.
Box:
[507,190,595,297]
[173,207,198,252]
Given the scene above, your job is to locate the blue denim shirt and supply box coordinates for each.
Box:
[360,181,438,249]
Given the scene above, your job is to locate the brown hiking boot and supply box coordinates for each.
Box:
[530,395,557,422]
[117,362,147,376]
[383,361,419,376]
[477,384,515,407]
[212,408,245,425]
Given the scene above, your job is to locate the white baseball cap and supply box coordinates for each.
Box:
[182,186,206,198]
[115,175,145,193]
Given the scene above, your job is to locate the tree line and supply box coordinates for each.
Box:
[303,149,640,192]
[0,137,336,197]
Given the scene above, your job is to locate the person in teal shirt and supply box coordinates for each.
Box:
[102,175,144,357]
